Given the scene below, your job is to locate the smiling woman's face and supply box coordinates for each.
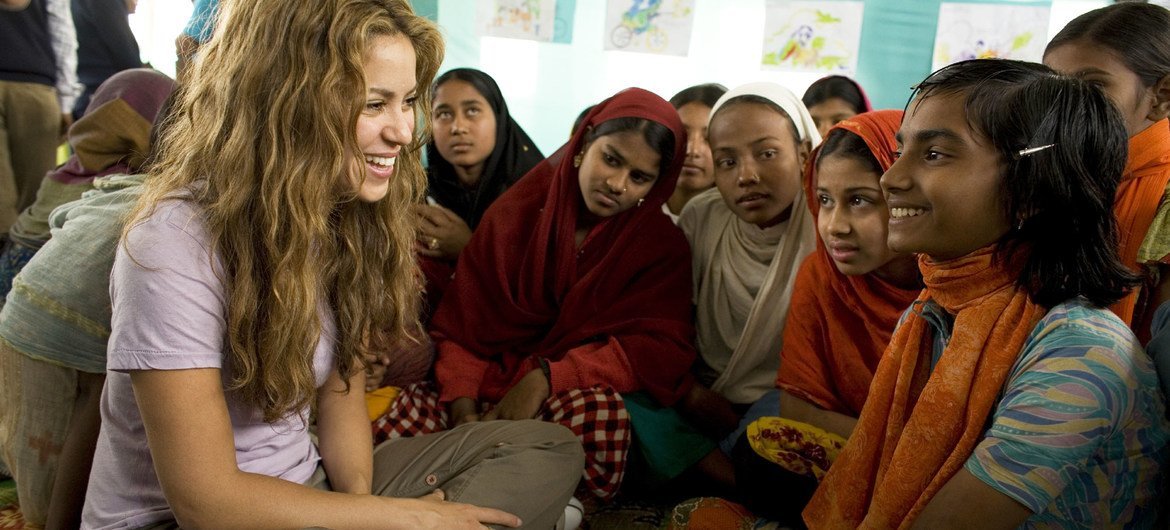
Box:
[880,93,1010,260]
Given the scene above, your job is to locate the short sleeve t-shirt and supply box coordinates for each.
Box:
[81,199,335,529]
[915,298,1169,528]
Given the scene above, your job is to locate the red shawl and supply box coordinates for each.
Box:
[431,88,697,406]
[777,110,921,416]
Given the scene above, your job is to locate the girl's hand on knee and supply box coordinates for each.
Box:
[409,489,522,529]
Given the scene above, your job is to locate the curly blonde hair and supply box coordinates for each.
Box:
[129,0,443,421]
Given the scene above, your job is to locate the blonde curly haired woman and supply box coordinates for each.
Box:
[79,0,583,528]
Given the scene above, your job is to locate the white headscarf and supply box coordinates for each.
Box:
[679,82,821,404]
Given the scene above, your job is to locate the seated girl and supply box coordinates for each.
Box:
[1045,3,1170,339]
[663,83,726,223]
[0,68,174,530]
[0,68,175,301]
[801,75,871,140]
[805,59,1169,529]
[720,110,921,526]
[81,1,583,528]
[372,87,697,504]
[623,82,821,492]
[415,68,544,307]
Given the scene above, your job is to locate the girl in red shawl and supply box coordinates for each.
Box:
[373,87,697,502]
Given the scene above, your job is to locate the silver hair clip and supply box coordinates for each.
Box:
[1015,143,1056,158]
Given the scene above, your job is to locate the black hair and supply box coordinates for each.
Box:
[1045,3,1170,88]
[802,75,868,113]
[669,83,728,110]
[912,59,1137,308]
[432,68,503,116]
[585,117,675,178]
[710,95,802,150]
[571,104,596,136]
[816,128,881,175]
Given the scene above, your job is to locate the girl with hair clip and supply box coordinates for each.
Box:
[804,59,1170,529]
[624,83,821,494]
[802,75,872,140]
[1043,2,1170,401]
[663,83,726,223]
[82,1,583,528]
[373,87,696,507]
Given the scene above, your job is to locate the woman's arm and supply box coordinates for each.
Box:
[132,367,520,530]
[316,367,372,494]
[912,469,1031,529]
[778,390,857,439]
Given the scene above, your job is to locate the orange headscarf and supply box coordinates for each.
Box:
[777,110,921,416]
[803,246,1046,529]
[1109,118,1170,326]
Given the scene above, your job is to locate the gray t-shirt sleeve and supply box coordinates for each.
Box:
[108,200,227,371]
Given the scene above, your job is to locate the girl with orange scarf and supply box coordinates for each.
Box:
[1044,4,1170,341]
[804,59,1169,529]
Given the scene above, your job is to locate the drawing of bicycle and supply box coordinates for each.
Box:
[610,0,669,51]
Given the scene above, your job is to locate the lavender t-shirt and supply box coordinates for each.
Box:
[82,199,335,529]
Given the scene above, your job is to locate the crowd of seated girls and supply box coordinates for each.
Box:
[2,1,1170,529]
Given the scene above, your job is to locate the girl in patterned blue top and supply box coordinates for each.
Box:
[805,59,1170,529]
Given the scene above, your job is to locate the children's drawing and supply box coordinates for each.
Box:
[761,1,864,73]
[479,0,558,42]
[932,3,1051,70]
[604,0,695,56]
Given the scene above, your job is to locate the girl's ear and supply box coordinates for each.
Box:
[798,139,812,167]
[1146,73,1170,122]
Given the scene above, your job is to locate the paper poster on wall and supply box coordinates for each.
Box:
[603,0,695,56]
[478,0,559,42]
[931,3,1051,70]
[760,1,864,73]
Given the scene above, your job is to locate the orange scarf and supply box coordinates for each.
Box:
[1109,119,1170,325]
[803,245,1046,529]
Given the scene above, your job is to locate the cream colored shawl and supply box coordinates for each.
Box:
[679,82,821,404]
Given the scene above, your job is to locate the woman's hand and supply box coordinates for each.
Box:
[396,489,522,529]
[414,205,472,261]
[448,397,481,427]
[481,369,549,422]
[364,352,390,391]
[679,383,740,439]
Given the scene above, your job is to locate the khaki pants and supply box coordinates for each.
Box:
[0,80,60,236]
[138,420,584,529]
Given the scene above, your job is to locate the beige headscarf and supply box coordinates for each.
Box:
[679,82,821,404]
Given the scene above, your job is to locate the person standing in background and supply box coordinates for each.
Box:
[70,0,145,121]
[0,0,82,238]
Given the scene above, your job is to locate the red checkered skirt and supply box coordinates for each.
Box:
[371,382,630,501]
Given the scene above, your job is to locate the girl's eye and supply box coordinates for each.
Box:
[924,150,945,161]
[760,149,778,160]
[715,158,736,169]
[632,173,654,184]
[849,196,870,207]
[892,150,902,159]
[603,153,619,166]
[366,101,385,112]
[467,107,480,116]
[434,110,451,120]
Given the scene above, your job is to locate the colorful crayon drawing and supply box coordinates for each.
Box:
[604,0,695,56]
[761,1,864,73]
[932,3,1051,71]
[479,0,557,42]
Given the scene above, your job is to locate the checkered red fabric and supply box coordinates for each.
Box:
[370,383,630,501]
